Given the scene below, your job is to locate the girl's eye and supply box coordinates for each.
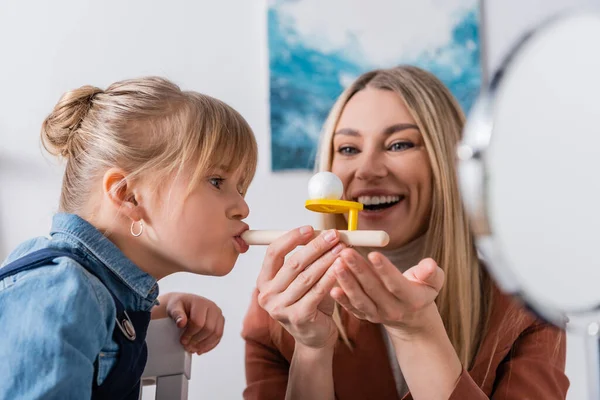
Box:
[337,146,359,155]
[388,142,414,152]
[209,177,225,189]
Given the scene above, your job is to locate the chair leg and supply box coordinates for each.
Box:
[155,374,189,400]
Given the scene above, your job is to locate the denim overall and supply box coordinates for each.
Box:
[0,248,151,400]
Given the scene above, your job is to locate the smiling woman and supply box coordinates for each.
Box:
[331,107,431,249]
[243,65,569,400]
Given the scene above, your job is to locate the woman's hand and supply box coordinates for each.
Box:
[153,292,225,355]
[331,250,464,399]
[330,249,444,339]
[256,226,344,349]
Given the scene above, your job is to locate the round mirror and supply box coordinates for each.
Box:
[458,10,600,332]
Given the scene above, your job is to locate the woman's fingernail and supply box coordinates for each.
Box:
[175,316,183,325]
[332,244,343,255]
[325,230,337,242]
[300,226,312,235]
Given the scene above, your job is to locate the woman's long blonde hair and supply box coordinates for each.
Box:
[316,66,493,368]
[41,76,258,214]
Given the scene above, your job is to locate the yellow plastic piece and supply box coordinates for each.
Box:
[348,208,359,231]
[305,199,363,231]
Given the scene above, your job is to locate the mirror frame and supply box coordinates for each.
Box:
[456,9,600,332]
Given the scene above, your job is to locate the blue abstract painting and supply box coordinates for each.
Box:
[269,0,482,171]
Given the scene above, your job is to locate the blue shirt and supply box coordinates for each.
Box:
[0,213,159,400]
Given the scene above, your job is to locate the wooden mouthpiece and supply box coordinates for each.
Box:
[241,230,389,247]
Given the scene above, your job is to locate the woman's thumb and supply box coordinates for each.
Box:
[412,258,445,291]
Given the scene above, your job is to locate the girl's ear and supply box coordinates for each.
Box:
[102,168,145,222]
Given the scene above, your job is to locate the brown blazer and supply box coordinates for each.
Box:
[242,285,569,399]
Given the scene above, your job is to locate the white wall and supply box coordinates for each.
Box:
[0,0,595,399]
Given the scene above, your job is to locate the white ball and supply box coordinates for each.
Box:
[308,172,344,200]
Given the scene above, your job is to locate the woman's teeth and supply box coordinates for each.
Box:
[358,195,402,206]
[357,195,403,211]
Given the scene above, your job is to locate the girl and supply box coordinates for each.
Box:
[243,66,569,399]
[0,77,257,399]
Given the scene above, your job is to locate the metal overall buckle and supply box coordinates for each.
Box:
[115,311,136,341]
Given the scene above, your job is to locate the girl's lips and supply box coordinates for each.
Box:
[233,236,249,253]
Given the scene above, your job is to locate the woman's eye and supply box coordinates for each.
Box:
[209,177,225,189]
[388,142,414,152]
[337,146,359,155]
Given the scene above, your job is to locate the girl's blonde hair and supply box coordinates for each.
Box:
[316,66,493,368]
[41,77,257,213]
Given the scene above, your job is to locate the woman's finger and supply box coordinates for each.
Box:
[404,258,445,292]
[267,230,341,294]
[334,258,378,317]
[339,249,399,309]
[277,242,344,306]
[330,286,366,320]
[256,226,315,288]
[369,253,443,307]
[367,251,413,297]
[288,260,339,319]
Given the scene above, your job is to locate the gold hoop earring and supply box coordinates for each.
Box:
[130,220,144,237]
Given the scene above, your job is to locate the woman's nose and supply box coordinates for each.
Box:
[355,149,387,181]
